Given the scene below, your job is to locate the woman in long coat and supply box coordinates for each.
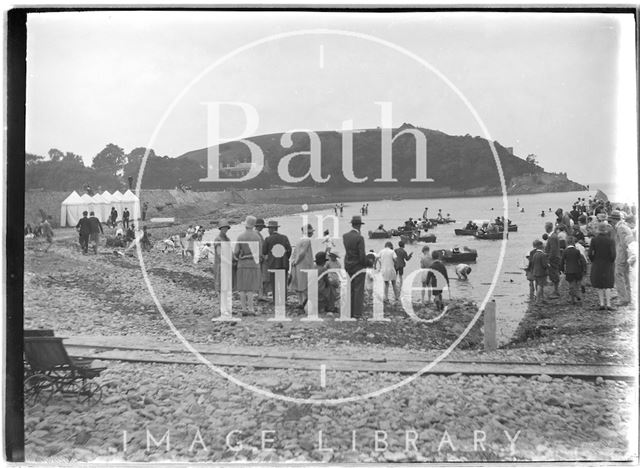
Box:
[214,220,232,318]
[588,222,616,310]
[289,224,315,309]
[234,216,262,315]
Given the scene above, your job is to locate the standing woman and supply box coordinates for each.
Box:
[234,216,262,315]
[588,222,617,310]
[290,224,315,310]
[213,220,232,319]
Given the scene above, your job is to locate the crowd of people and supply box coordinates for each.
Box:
[179,213,457,318]
[525,196,637,309]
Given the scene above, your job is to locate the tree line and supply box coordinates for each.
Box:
[25,144,202,191]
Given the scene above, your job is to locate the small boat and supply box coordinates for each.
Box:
[454,228,477,236]
[475,231,508,240]
[434,247,478,263]
[495,223,518,232]
[429,218,456,225]
[391,227,417,237]
[368,229,392,239]
[417,233,437,243]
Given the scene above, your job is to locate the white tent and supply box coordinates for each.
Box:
[90,192,109,222]
[60,191,83,227]
[110,190,125,213]
[121,190,140,220]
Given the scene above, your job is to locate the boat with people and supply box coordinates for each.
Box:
[368,229,392,239]
[475,231,508,240]
[455,219,487,235]
[368,224,392,239]
[417,233,437,243]
[429,217,456,225]
[434,246,478,263]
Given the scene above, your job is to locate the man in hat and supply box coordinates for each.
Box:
[254,218,269,301]
[88,211,104,254]
[76,211,91,254]
[610,210,636,306]
[262,220,292,304]
[543,221,561,298]
[122,208,130,229]
[343,215,367,318]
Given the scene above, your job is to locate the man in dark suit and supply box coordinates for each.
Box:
[87,211,104,254]
[343,215,368,319]
[263,220,292,303]
[76,211,91,254]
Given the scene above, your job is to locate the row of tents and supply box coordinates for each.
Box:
[60,190,140,227]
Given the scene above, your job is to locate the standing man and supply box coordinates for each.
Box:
[88,211,104,254]
[110,207,118,228]
[142,202,149,221]
[343,215,368,319]
[610,210,636,306]
[544,221,561,298]
[40,217,54,252]
[76,211,91,254]
[263,220,292,303]
[122,208,130,229]
[254,218,269,301]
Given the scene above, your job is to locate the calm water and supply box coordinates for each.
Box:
[217,189,596,343]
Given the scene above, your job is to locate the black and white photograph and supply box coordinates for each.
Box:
[7,7,639,464]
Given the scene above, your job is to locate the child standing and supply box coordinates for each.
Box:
[528,239,549,304]
[420,245,434,303]
[394,240,413,286]
[561,236,587,304]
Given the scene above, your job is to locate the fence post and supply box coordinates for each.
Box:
[484,300,497,352]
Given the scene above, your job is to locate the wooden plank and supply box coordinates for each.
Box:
[69,348,637,381]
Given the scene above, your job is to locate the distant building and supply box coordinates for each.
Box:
[219,161,254,177]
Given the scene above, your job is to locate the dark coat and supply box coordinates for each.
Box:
[588,233,616,288]
[426,260,449,295]
[545,232,561,259]
[560,246,586,275]
[262,231,292,271]
[88,216,103,234]
[343,229,367,276]
[76,217,91,235]
[529,249,549,277]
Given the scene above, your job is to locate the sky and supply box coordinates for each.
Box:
[25,11,637,198]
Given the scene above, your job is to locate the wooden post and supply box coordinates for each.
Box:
[484,300,497,352]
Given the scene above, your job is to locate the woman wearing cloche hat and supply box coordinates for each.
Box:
[289,223,315,310]
[233,216,262,315]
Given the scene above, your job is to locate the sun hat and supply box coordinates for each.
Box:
[218,219,230,229]
[245,216,257,228]
[609,210,624,221]
[350,215,365,225]
[266,220,279,229]
[255,218,265,228]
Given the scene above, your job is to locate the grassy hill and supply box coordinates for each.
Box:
[175,124,585,192]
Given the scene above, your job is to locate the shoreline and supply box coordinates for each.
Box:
[26,182,590,227]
